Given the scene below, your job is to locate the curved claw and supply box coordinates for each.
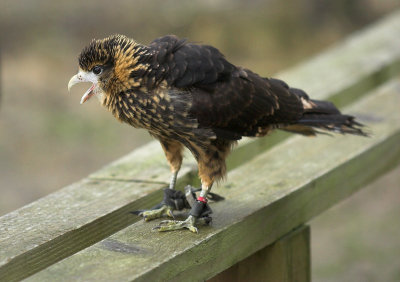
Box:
[153,215,198,233]
[166,208,175,219]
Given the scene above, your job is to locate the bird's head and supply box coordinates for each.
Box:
[68,34,150,104]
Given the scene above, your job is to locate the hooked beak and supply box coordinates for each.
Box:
[68,71,97,104]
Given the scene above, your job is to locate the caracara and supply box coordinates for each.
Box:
[68,35,365,232]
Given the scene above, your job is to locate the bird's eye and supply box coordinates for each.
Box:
[92,66,103,75]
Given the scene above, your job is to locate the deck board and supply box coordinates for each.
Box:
[25,79,400,282]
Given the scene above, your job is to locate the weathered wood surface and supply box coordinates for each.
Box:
[209,225,311,282]
[0,10,400,281]
[25,78,400,281]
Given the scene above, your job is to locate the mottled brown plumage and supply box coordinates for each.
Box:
[69,34,366,232]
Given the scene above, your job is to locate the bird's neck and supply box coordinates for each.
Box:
[101,89,149,129]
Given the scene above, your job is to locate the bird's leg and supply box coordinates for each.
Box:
[132,140,187,221]
[133,170,189,221]
[154,182,213,233]
[154,145,228,232]
[169,170,178,189]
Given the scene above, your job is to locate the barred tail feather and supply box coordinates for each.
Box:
[283,94,368,137]
[295,113,367,136]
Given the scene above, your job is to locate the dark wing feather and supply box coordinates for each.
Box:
[189,73,305,138]
[149,35,235,88]
[150,35,305,139]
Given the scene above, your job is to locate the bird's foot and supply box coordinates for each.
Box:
[154,195,212,233]
[136,205,174,221]
[153,215,199,233]
[131,188,190,221]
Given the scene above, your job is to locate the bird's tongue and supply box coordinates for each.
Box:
[80,83,96,104]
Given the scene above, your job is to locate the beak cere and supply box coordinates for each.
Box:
[68,72,98,104]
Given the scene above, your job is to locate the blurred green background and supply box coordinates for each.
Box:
[1,0,399,280]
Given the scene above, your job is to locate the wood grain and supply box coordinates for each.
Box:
[25,78,400,281]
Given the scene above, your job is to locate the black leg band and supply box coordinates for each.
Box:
[161,188,191,211]
[185,185,213,221]
[189,200,210,217]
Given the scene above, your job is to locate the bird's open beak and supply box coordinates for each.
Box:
[68,71,97,104]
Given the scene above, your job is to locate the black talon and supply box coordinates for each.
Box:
[130,210,142,216]
[130,202,163,215]
[206,192,225,202]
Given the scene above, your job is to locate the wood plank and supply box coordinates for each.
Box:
[25,78,400,281]
[1,11,400,281]
[208,225,310,282]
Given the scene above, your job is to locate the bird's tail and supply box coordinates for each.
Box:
[282,89,368,137]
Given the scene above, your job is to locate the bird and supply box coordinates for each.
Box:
[68,34,366,233]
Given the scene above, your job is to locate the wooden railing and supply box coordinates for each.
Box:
[1,11,400,282]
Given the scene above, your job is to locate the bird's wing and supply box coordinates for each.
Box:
[149,35,305,139]
[149,35,236,88]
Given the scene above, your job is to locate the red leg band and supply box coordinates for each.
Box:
[197,196,208,203]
